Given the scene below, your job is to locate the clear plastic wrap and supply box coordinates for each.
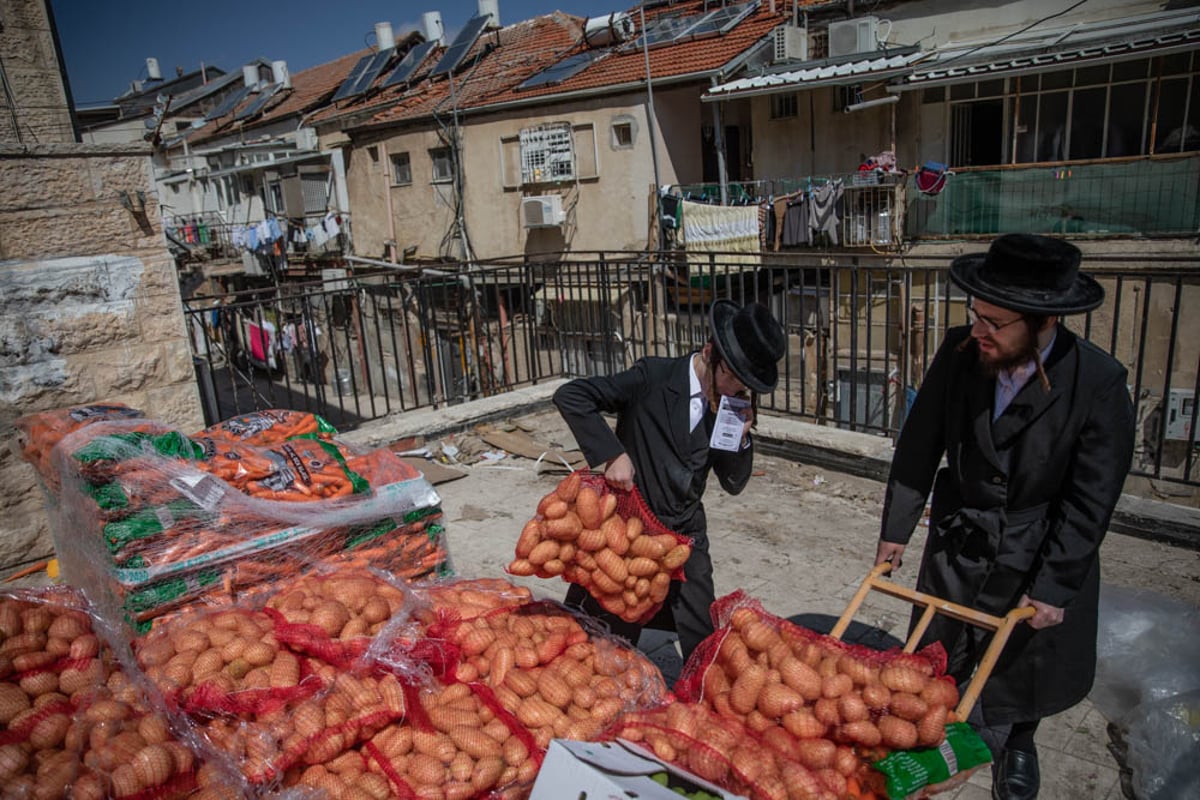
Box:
[0,586,228,799]
[1122,689,1200,800]
[1093,585,1200,800]
[506,471,692,623]
[610,700,872,800]
[25,412,446,633]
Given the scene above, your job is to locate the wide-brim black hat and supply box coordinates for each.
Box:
[949,233,1104,315]
[709,300,786,394]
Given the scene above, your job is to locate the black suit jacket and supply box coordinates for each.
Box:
[553,355,753,539]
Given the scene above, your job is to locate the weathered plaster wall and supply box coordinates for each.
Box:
[0,142,203,574]
[336,85,703,261]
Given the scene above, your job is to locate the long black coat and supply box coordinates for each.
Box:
[880,324,1134,725]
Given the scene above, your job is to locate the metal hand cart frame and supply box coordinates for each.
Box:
[829,562,1036,720]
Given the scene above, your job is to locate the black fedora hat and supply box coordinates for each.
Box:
[949,233,1104,315]
[709,300,786,394]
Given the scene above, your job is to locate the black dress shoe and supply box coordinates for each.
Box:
[992,748,1040,800]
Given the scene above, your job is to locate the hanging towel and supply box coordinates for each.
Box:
[681,199,759,265]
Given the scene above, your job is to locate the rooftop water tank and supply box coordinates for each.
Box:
[422,11,445,46]
[583,12,635,48]
[478,0,500,29]
[375,21,395,51]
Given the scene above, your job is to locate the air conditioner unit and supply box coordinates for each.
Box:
[828,16,880,58]
[773,25,808,63]
[521,194,565,228]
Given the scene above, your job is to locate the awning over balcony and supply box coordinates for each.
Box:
[901,7,1200,89]
[703,49,927,101]
[703,7,1200,102]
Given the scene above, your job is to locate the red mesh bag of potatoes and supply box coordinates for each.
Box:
[0,587,215,800]
[344,678,540,799]
[256,568,410,671]
[609,700,887,800]
[506,471,692,623]
[675,590,958,763]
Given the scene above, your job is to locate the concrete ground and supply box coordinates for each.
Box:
[408,400,1200,800]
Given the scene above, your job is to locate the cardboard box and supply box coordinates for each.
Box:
[530,738,748,800]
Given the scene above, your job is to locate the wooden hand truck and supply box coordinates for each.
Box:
[829,562,1037,720]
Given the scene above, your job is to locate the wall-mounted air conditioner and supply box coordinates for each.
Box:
[521,194,565,228]
[828,16,880,58]
[773,25,808,63]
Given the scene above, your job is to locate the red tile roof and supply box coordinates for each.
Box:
[323,1,793,131]
[181,1,824,145]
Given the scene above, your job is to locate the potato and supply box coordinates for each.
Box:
[555,472,582,503]
[879,715,919,750]
[575,487,603,529]
[779,656,823,700]
[729,664,768,715]
[889,691,929,722]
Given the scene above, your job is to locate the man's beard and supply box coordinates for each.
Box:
[975,331,1040,378]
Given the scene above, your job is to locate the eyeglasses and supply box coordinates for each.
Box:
[966,302,1024,335]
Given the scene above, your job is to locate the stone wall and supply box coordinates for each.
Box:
[0,141,202,574]
[0,0,75,144]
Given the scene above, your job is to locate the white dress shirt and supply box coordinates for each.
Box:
[994,333,1056,420]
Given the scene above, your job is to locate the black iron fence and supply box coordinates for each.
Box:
[183,252,1200,488]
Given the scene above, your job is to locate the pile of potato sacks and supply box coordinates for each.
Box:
[0,570,671,799]
[506,472,691,622]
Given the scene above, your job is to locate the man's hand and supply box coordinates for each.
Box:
[1018,594,1064,629]
[874,540,906,571]
[604,453,635,491]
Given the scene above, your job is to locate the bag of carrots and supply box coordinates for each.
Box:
[14,402,145,487]
[194,409,337,446]
[506,471,692,624]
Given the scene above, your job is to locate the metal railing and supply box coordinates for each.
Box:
[906,154,1200,239]
[183,251,1200,488]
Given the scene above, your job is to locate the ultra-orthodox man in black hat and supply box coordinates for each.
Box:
[874,234,1134,800]
[554,300,786,662]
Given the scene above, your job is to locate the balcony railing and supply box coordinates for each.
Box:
[906,154,1200,239]
[166,214,351,265]
[184,252,1200,491]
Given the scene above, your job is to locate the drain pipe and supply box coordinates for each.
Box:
[380,141,398,263]
[639,4,664,250]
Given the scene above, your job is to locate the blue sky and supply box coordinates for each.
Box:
[52,0,617,106]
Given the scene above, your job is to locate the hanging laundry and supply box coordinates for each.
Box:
[246,225,259,251]
[782,194,812,248]
[266,216,283,242]
[680,199,759,266]
[245,319,277,370]
[809,180,845,246]
[323,213,341,238]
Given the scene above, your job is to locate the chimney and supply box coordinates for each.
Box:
[375,21,395,51]
[145,57,162,81]
[242,64,260,90]
[421,12,445,46]
[271,60,291,89]
[478,0,500,29]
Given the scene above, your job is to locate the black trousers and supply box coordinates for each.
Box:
[563,536,716,663]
